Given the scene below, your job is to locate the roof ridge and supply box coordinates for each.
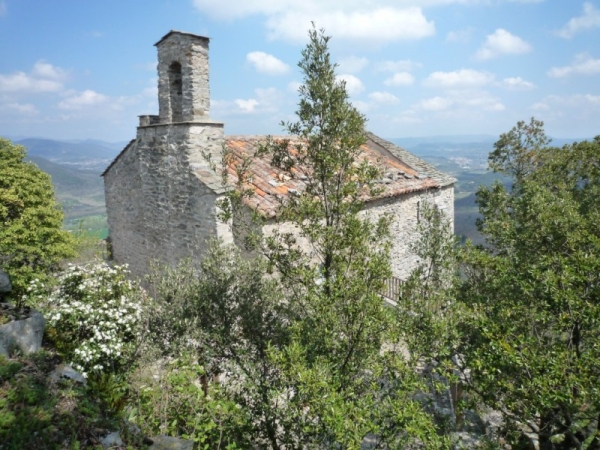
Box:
[365,132,456,187]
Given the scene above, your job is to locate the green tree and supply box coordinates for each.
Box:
[456,122,600,448]
[248,25,444,449]
[0,138,75,300]
[150,26,447,449]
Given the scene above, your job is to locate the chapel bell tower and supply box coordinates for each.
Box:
[155,30,211,124]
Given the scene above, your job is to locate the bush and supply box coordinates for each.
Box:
[0,137,75,302]
[29,261,145,378]
[129,354,250,449]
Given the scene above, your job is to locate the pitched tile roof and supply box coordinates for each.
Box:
[193,135,443,217]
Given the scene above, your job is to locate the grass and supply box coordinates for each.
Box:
[65,216,109,240]
[0,351,127,449]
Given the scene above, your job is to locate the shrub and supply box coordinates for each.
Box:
[30,261,145,378]
[129,354,250,449]
[0,137,76,302]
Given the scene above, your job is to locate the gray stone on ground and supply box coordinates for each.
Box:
[0,309,45,357]
[49,364,87,385]
[452,431,483,449]
[0,341,8,358]
[149,435,194,450]
[100,431,123,448]
[0,270,11,293]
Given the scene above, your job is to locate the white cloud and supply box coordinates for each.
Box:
[445,28,473,43]
[267,7,435,44]
[0,61,69,93]
[58,90,108,110]
[235,98,260,113]
[384,72,415,86]
[31,61,69,82]
[392,110,423,125]
[500,77,535,90]
[336,74,364,95]
[0,73,63,93]
[474,29,532,60]
[352,100,371,113]
[531,102,550,111]
[246,51,289,75]
[547,54,600,78]
[463,95,505,111]
[376,60,422,72]
[193,1,435,44]
[557,2,600,38]
[142,79,158,98]
[227,87,284,115]
[287,81,302,93]
[529,93,600,120]
[337,56,369,73]
[414,96,453,111]
[423,69,494,88]
[543,93,600,107]
[0,102,38,115]
[368,91,400,104]
[413,90,504,112]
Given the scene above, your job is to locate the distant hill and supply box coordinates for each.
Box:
[387,135,592,158]
[389,135,496,150]
[24,155,106,228]
[27,156,103,195]
[16,138,121,171]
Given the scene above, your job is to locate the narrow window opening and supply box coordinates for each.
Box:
[168,62,183,122]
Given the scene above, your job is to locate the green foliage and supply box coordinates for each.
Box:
[395,202,461,367]
[69,219,110,264]
[144,244,292,447]
[258,28,442,448]
[29,261,146,378]
[191,25,446,448]
[488,117,550,183]
[0,138,76,302]
[0,351,121,449]
[458,122,600,448]
[130,354,248,449]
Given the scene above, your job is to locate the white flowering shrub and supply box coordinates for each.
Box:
[31,261,145,378]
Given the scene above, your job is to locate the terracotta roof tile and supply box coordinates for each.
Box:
[221,135,441,217]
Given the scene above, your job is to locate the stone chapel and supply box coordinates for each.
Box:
[102,30,455,284]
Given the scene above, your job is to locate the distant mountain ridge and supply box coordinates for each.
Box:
[14,138,123,171]
[26,156,104,194]
[387,135,592,154]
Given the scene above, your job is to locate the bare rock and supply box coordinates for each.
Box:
[0,270,11,293]
[148,435,194,450]
[49,363,87,386]
[100,431,123,448]
[0,309,45,357]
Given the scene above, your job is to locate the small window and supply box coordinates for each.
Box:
[168,62,183,122]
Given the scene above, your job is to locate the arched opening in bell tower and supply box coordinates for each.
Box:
[168,61,183,122]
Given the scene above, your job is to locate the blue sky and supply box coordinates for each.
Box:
[0,0,599,142]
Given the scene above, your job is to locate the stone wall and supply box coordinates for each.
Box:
[362,185,454,280]
[104,121,226,280]
[261,185,454,281]
[104,142,147,277]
